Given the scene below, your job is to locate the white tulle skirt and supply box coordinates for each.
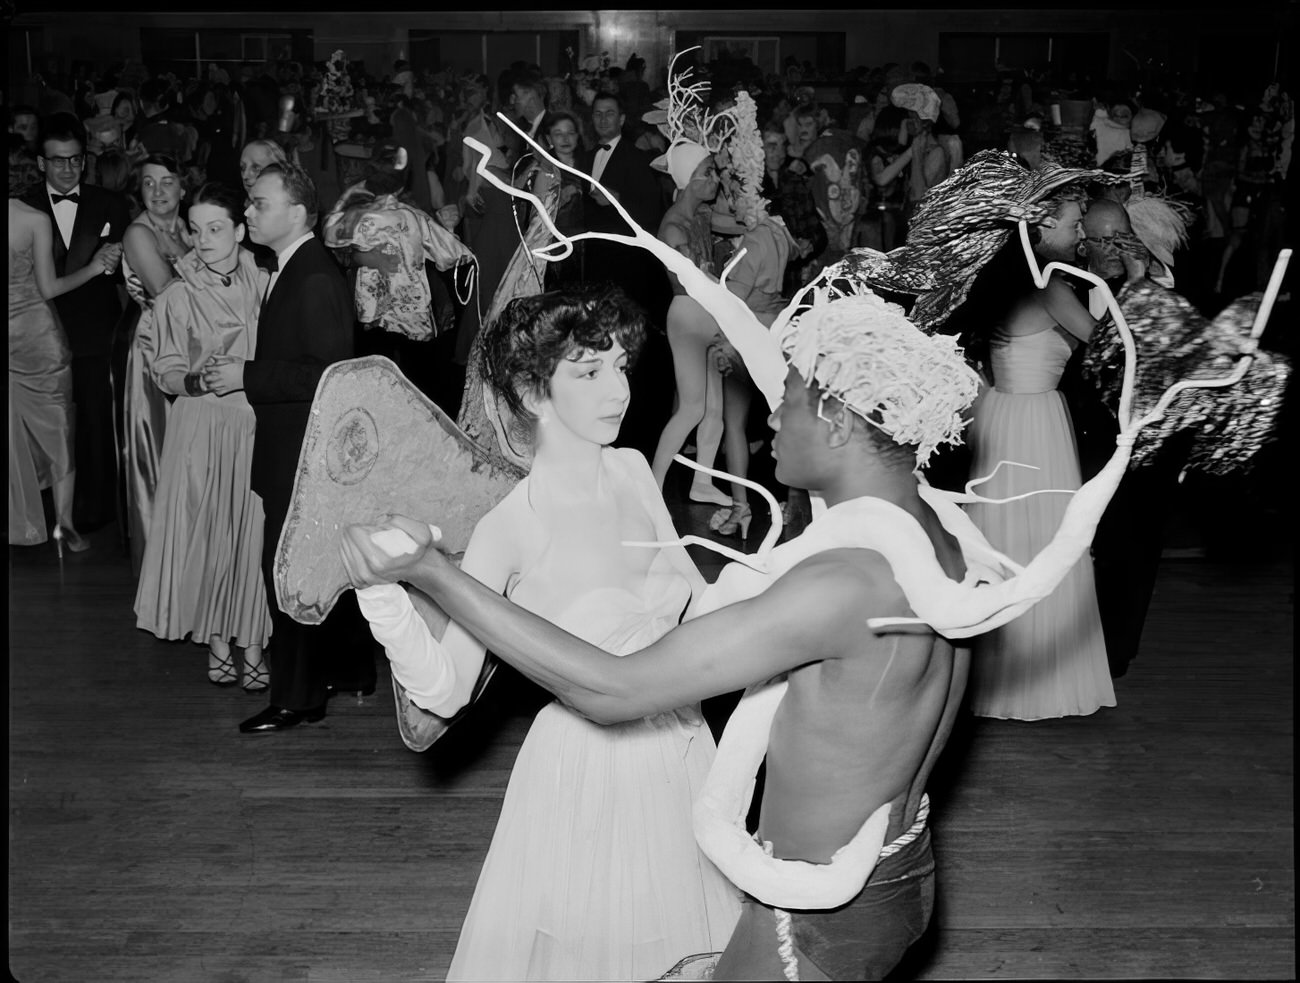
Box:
[963,388,1116,720]
[446,700,741,982]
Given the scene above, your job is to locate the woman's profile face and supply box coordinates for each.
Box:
[188,201,244,268]
[239,143,277,192]
[114,99,135,125]
[689,157,720,200]
[140,163,183,218]
[547,119,579,160]
[536,342,632,447]
[1036,199,1084,263]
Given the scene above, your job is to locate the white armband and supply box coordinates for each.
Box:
[356,583,457,714]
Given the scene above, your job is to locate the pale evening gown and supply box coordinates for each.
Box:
[963,325,1116,720]
[443,448,741,981]
[8,243,74,545]
[132,248,271,649]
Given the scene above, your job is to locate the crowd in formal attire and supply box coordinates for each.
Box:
[7,42,1294,982]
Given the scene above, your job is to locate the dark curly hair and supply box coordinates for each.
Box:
[479,286,648,439]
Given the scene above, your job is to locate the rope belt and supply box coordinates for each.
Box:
[765,794,931,982]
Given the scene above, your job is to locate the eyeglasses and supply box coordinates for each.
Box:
[42,154,85,169]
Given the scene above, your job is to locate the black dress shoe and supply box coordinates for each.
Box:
[238,705,327,733]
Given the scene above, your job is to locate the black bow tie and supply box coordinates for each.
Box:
[255,252,279,273]
[596,143,612,152]
[51,192,80,205]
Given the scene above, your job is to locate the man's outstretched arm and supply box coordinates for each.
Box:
[348,519,877,724]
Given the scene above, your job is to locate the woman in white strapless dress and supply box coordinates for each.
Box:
[342,290,741,981]
[963,201,1116,720]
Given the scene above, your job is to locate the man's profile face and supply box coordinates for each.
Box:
[37,137,85,194]
[591,98,623,141]
[244,172,299,249]
[1081,203,1130,279]
[768,367,823,488]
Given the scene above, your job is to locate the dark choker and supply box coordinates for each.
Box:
[201,259,236,286]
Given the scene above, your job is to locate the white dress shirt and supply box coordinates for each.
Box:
[591,134,621,184]
[265,231,315,302]
[47,182,80,246]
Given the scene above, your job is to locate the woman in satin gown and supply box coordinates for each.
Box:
[341,290,741,982]
[132,183,271,691]
[119,153,191,574]
[9,198,120,551]
[963,198,1115,720]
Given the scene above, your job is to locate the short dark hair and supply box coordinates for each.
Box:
[793,104,819,122]
[480,286,648,438]
[189,181,246,226]
[591,91,625,115]
[139,152,183,177]
[37,113,86,154]
[541,110,581,139]
[94,149,133,193]
[513,73,548,106]
[11,104,38,120]
[256,162,318,226]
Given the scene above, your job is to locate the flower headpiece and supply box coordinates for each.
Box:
[644,48,735,191]
[314,50,355,117]
[775,284,981,469]
[711,89,769,228]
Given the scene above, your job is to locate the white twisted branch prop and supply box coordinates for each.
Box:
[868,231,1292,637]
[463,115,788,411]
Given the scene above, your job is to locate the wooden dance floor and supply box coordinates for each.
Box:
[8,491,1294,981]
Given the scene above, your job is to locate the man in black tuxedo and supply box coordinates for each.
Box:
[577,92,672,453]
[204,163,376,733]
[23,113,129,532]
[578,93,668,307]
[502,72,548,165]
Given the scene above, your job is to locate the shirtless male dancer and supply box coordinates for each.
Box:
[340,290,984,981]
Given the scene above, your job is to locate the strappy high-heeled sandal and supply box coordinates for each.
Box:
[207,641,238,687]
[242,657,269,693]
[708,502,752,539]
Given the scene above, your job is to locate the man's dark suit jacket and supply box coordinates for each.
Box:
[243,236,354,508]
[21,183,130,358]
[577,135,666,238]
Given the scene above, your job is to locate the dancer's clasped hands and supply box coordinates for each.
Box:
[339,514,443,590]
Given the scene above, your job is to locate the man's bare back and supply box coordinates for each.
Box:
[760,502,970,862]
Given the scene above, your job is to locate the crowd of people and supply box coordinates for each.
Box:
[7,41,1293,982]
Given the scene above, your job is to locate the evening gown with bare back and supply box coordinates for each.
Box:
[964,325,1116,720]
[446,448,740,981]
[8,243,74,545]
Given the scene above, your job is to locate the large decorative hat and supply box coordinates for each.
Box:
[890,83,940,122]
[775,287,982,469]
[836,149,1120,331]
[643,47,735,191]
